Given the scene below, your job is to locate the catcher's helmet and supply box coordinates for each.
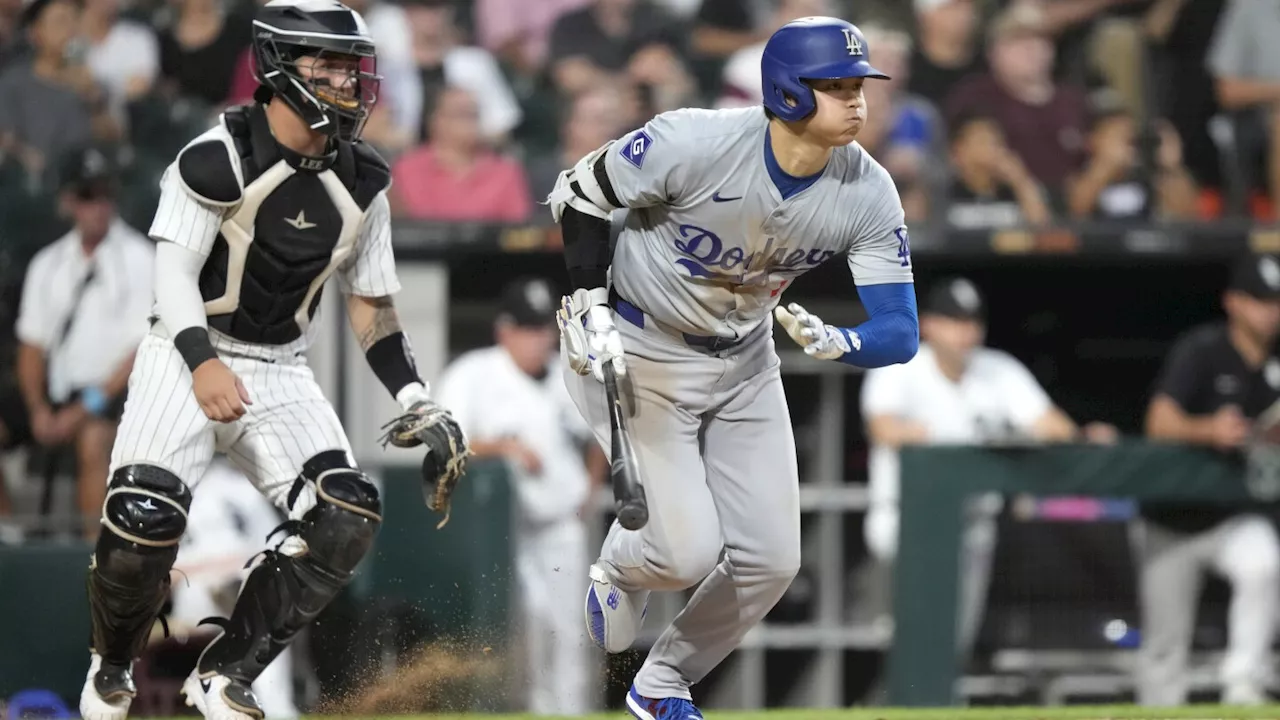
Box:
[252,0,380,142]
[761,16,889,123]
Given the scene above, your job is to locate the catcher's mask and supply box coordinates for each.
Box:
[252,0,380,142]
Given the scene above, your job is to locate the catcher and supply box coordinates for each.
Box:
[78,2,468,719]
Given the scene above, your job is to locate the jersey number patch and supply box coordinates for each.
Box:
[620,130,653,170]
[895,227,912,268]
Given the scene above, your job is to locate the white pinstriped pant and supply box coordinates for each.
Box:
[110,332,353,517]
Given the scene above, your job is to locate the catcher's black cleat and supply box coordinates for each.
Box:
[181,668,264,720]
[79,653,136,720]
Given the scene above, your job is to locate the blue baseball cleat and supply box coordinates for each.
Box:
[624,685,704,719]
[583,562,649,653]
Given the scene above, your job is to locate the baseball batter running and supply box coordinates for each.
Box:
[78,2,469,719]
[547,17,919,719]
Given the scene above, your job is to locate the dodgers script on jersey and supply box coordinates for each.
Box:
[605,106,912,339]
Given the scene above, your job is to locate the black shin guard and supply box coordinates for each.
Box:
[88,465,191,665]
[198,463,381,683]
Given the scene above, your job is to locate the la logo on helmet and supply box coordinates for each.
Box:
[842,28,862,56]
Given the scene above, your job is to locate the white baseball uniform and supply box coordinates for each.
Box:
[861,341,1055,654]
[434,346,594,716]
[111,122,400,515]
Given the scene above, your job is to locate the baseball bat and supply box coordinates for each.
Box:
[603,363,648,531]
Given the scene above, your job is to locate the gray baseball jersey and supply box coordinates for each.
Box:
[604,106,913,339]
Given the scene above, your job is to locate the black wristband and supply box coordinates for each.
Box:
[174,327,218,372]
[366,332,421,399]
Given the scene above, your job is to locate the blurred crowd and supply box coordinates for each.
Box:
[0,0,1277,244]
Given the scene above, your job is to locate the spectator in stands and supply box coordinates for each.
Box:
[945,113,1051,229]
[13,146,153,540]
[548,0,695,112]
[433,277,605,716]
[908,0,983,108]
[1138,253,1280,707]
[0,0,21,67]
[715,0,835,109]
[691,0,773,79]
[405,0,522,148]
[1066,100,1199,221]
[1207,0,1280,218]
[473,0,591,78]
[850,24,939,224]
[861,278,1116,660]
[525,85,625,220]
[1145,0,1225,202]
[81,0,159,112]
[0,0,119,188]
[945,3,1090,197]
[390,85,532,223]
[157,0,251,108]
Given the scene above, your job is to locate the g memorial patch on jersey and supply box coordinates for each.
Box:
[583,107,912,340]
[173,103,391,345]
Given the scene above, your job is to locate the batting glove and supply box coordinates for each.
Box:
[775,302,858,361]
[558,287,627,382]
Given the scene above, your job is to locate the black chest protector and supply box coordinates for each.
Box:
[175,103,391,345]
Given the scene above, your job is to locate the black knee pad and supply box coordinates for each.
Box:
[304,467,381,574]
[101,464,192,547]
[89,464,191,664]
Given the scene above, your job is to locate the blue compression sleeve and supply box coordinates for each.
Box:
[833,282,920,368]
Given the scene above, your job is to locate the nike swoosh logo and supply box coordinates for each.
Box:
[711,192,742,203]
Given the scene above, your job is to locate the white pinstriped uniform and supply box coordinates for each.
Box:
[110,161,400,516]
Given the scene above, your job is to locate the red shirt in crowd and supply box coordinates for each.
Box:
[392,146,533,223]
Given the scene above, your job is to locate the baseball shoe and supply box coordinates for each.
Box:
[80,653,134,720]
[624,685,704,719]
[584,562,648,653]
[181,669,264,720]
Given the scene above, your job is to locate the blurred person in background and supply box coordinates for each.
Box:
[156,0,251,107]
[390,85,532,222]
[473,0,591,79]
[944,113,1051,229]
[907,0,983,108]
[14,146,153,540]
[547,0,695,112]
[715,0,835,109]
[405,0,521,148]
[80,0,159,112]
[945,3,1090,199]
[1206,0,1280,218]
[690,0,774,94]
[170,457,297,720]
[0,0,22,66]
[0,0,119,187]
[526,85,626,219]
[861,278,1116,659]
[846,24,938,224]
[1138,253,1280,707]
[1066,98,1198,221]
[1143,0,1225,204]
[434,277,606,716]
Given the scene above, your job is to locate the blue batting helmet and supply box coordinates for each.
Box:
[761,17,890,122]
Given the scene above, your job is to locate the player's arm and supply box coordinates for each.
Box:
[1145,331,1248,449]
[776,182,919,368]
[342,190,470,513]
[340,192,432,411]
[149,134,256,422]
[546,111,692,381]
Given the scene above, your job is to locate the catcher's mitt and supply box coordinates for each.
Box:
[379,400,470,528]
